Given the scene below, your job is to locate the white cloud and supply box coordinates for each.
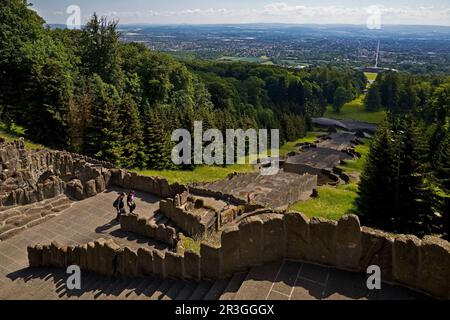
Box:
[42,2,450,26]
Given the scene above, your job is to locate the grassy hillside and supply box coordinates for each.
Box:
[325,95,386,124]
[0,123,46,150]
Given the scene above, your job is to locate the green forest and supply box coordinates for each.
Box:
[0,0,364,170]
[0,1,448,239]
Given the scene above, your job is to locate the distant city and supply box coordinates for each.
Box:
[102,24,450,74]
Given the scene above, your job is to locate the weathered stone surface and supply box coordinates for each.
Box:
[86,241,97,271]
[97,239,120,277]
[336,214,362,271]
[238,216,263,267]
[153,250,166,278]
[221,226,241,276]
[284,212,310,260]
[84,179,97,197]
[120,214,139,231]
[110,169,126,186]
[393,234,421,287]
[116,247,138,277]
[66,179,84,200]
[165,252,184,279]
[184,250,200,280]
[360,227,394,281]
[137,247,153,276]
[50,241,65,267]
[77,244,88,270]
[27,245,42,267]
[309,217,337,265]
[95,175,106,193]
[200,242,222,279]
[261,214,285,263]
[417,236,450,299]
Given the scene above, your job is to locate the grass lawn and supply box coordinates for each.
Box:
[288,139,370,221]
[337,141,370,174]
[325,95,386,124]
[364,72,378,82]
[278,131,325,157]
[0,123,46,150]
[288,183,359,220]
[136,163,254,185]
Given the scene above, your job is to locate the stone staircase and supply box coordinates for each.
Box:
[0,195,73,241]
[0,260,430,300]
[0,268,248,300]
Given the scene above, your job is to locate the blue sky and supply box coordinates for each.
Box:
[30,0,450,25]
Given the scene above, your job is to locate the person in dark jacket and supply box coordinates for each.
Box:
[127,190,136,214]
[114,192,126,222]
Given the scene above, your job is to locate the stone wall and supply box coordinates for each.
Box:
[0,139,113,208]
[160,197,210,238]
[120,213,178,247]
[109,169,186,198]
[28,213,450,299]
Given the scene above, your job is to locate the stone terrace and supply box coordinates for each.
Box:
[197,171,317,209]
[0,188,435,300]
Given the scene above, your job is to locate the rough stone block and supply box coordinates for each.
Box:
[284,212,310,260]
[145,220,157,239]
[309,217,337,265]
[184,250,200,280]
[336,214,362,271]
[417,236,450,299]
[200,242,222,279]
[137,247,154,276]
[86,241,96,271]
[261,214,285,263]
[109,169,123,186]
[27,245,43,267]
[97,239,120,277]
[153,250,166,278]
[116,247,138,277]
[120,214,139,232]
[165,252,184,279]
[84,179,97,197]
[50,241,65,267]
[238,216,263,267]
[220,226,242,276]
[393,234,421,287]
[66,179,84,200]
[360,227,394,282]
[95,175,106,193]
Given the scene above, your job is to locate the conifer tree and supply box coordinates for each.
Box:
[117,95,146,168]
[365,85,382,111]
[356,122,397,229]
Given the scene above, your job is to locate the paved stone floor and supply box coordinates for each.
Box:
[0,188,166,294]
[0,189,433,300]
[234,260,431,300]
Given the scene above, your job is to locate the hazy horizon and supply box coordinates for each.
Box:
[31,0,450,26]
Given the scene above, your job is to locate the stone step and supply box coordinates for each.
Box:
[174,280,197,300]
[203,279,230,300]
[148,279,174,300]
[234,261,283,300]
[121,278,154,299]
[135,278,163,300]
[188,281,214,300]
[99,277,135,300]
[113,278,147,300]
[219,272,248,300]
[161,281,187,300]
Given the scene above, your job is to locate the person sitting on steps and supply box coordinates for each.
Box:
[114,192,126,222]
[127,190,136,214]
